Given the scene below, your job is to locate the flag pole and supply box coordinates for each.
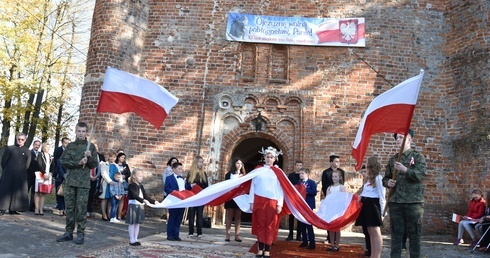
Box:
[382,132,408,217]
[83,112,99,169]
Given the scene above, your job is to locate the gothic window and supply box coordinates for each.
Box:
[239,43,256,82]
[269,45,289,83]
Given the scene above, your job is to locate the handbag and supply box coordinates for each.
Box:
[57,184,64,196]
[38,182,53,194]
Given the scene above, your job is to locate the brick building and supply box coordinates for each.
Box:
[80,0,489,234]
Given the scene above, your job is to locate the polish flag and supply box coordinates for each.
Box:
[152,166,362,231]
[96,67,179,129]
[351,70,424,170]
[315,18,365,45]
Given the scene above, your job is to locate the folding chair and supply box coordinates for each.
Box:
[471,223,490,253]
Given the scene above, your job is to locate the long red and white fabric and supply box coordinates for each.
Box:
[96,67,179,129]
[151,165,362,231]
[351,70,424,170]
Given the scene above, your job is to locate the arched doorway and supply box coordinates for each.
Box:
[229,137,284,224]
[230,137,284,172]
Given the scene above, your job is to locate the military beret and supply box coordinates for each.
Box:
[393,129,414,140]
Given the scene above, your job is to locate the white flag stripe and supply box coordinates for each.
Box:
[150,169,262,209]
[315,18,365,31]
[102,67,178,112]
[233,195,252,213]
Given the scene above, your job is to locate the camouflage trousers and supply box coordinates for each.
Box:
[389,203,424,258]
[64,185,89,235]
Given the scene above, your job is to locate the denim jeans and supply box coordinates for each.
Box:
[110,196,120,219]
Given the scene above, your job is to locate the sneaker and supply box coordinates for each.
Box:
[453,238,463,245]
[188,234,193,238]
[73,233,84,245]
[470,240,478,247]
[56,233,73,242]
[197,235,203,238]
[110,218,121,223]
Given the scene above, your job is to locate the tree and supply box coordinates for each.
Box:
[0,0,93,147]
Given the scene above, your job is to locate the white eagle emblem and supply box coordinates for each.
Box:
[340,21,357,42]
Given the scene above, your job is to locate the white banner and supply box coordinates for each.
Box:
[226,12,365,47]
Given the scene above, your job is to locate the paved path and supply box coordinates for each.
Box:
[0,207,486,257]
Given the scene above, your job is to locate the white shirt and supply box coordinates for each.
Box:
[249,166,284,207]
[360,174,386,214]
[173,174,186,191]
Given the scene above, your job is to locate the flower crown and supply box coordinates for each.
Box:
[259,146,283,158]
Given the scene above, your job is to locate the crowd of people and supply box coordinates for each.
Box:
[11,126,490,258]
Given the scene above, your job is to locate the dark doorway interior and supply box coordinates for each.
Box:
[230,138,283,172]
[229,137,283,224]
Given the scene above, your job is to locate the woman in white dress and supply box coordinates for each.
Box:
[249,147,284,258]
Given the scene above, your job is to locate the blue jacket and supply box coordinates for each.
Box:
[164,174,191,196]
[110,181,128,197]
[297,179,317,209]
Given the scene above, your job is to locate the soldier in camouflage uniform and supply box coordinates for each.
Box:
[382,129,426,258]
[56,122,98,245]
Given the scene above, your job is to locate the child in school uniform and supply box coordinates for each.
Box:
[164,162,189,241]
[297,168,317,249]
[126,168,159,246]
[109,172,128,223]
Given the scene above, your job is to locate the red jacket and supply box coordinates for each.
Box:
[466,198,486,219]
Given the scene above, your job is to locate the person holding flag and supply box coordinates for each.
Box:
[382,129,426,258]
[349,70,426,257]
[56,122,99,245]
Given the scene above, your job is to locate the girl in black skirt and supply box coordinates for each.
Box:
[224,159,247,242]
[355,157,386,258]
[126,169,159,246]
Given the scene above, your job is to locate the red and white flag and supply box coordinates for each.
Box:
[152,166,362,231]
[351,70,424,170]
[315,19,365,44]
[96,67,179,129]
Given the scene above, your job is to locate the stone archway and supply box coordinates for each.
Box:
[230,137,284,172]
[215,131,288,225]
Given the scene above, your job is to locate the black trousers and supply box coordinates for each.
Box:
[87,180,97,213]
[288,214,303,238]
[188,205,204,235]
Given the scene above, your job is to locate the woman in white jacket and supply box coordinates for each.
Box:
[99,152,116,221]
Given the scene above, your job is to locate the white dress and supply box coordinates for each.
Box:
[315,184,349,223]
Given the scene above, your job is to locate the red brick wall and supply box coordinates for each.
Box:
[80,0,489,234]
